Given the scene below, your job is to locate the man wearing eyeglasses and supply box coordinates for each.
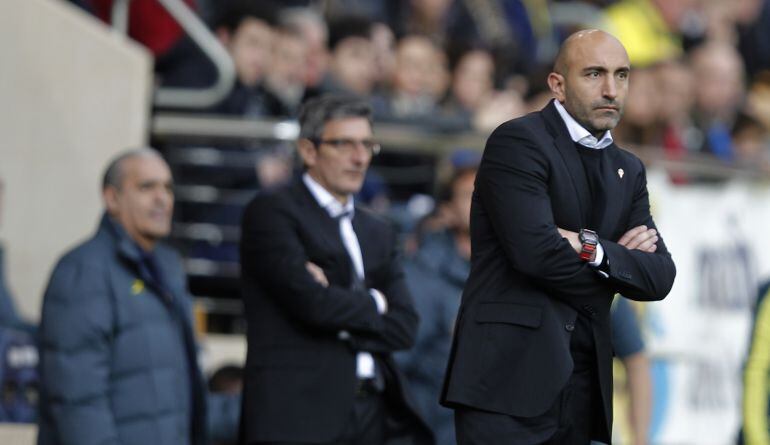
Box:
[239,95,433,445]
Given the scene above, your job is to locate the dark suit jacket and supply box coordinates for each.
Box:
[440,101,676,442]
[239,177,433,444]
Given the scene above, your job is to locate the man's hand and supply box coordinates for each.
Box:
[617,225,658,253]
[305,261,329,287]
[557,227,582,254]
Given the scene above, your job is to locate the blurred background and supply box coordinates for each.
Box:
[1,0,770,443]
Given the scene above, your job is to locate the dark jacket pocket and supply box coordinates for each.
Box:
[475,302,542,328]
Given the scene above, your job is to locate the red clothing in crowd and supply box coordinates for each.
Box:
[88,0,196,56]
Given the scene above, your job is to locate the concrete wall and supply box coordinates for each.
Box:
[0,424,35,444]
[0,0,152,320]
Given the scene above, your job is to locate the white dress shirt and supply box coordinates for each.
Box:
[302,173,386,379]
[553,100,609,269]
[554,100,614,150]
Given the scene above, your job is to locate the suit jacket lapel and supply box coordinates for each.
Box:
[291,177,357,283]
[542,101,591,228]
[292,178,347,255]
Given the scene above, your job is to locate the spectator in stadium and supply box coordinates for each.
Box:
[208,364,244,396]
[602,0,697,67]
[0,324,39,423]
[374,35,443,120]
[654,59,698,182]
[731,111,770,169]
[441,46,527,132]
[448,0,544,77]
[747,71,770,132]
[690,40,746,161]
[396,162,476,445]
[738,282,770,445]
[318,15,377,97]
[372,35,466,131]
[239,95,433,445]
[0,179,36,335]
[471,88,527,132]
[208,364,244,445]
[427,42,452,106]
[0,181,39,424]
[262,23,309,117]
[37,149,240,445]
[390,0,454,45]
[278,7,330,93]
[612,67,663,146]
[371,22,397,93]
[443,47,497,124]
[157,0,278,116]
[441,29,676,444]
[207,0,277,116]
[657,59,696,148]
[735,0,770,81]
[740,280,770,444]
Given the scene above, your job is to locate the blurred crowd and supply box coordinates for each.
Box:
[70,0,770,174]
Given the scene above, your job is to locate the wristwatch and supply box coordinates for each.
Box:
[579,229,599,262]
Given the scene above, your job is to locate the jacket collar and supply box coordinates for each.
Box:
[100,214,174,296]
[289,175,369,284]
[302,173,355,219]
[290,175,349,254]
[99,213,144,265]
[553,100,614,149]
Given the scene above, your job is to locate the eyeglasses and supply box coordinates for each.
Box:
[312,138,381,156]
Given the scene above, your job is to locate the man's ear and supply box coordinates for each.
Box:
[547,72,566,102]
[297,139,317,168]
[103,186,119,216]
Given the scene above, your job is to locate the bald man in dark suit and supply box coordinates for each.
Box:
[441,30,676,444]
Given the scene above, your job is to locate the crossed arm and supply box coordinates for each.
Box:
[304,256,419,354]
[477,122,675,301]
[558,225,659,258]
[241,193,417,352]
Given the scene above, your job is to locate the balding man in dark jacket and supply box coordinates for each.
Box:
[38,149,239,445]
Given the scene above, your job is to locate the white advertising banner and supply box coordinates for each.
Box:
[640,169,770,444]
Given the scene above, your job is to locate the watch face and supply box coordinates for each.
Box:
[580,229,598,244]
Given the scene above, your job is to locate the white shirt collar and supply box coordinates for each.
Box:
[302,172,354,218]
[553,100,614,150]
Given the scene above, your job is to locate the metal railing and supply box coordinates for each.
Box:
[153,113,770,180]
[111,0,236,108]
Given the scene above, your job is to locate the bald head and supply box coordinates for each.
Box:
[553,29,627,75]
[102,148,166,191]
[548,29,630,138]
